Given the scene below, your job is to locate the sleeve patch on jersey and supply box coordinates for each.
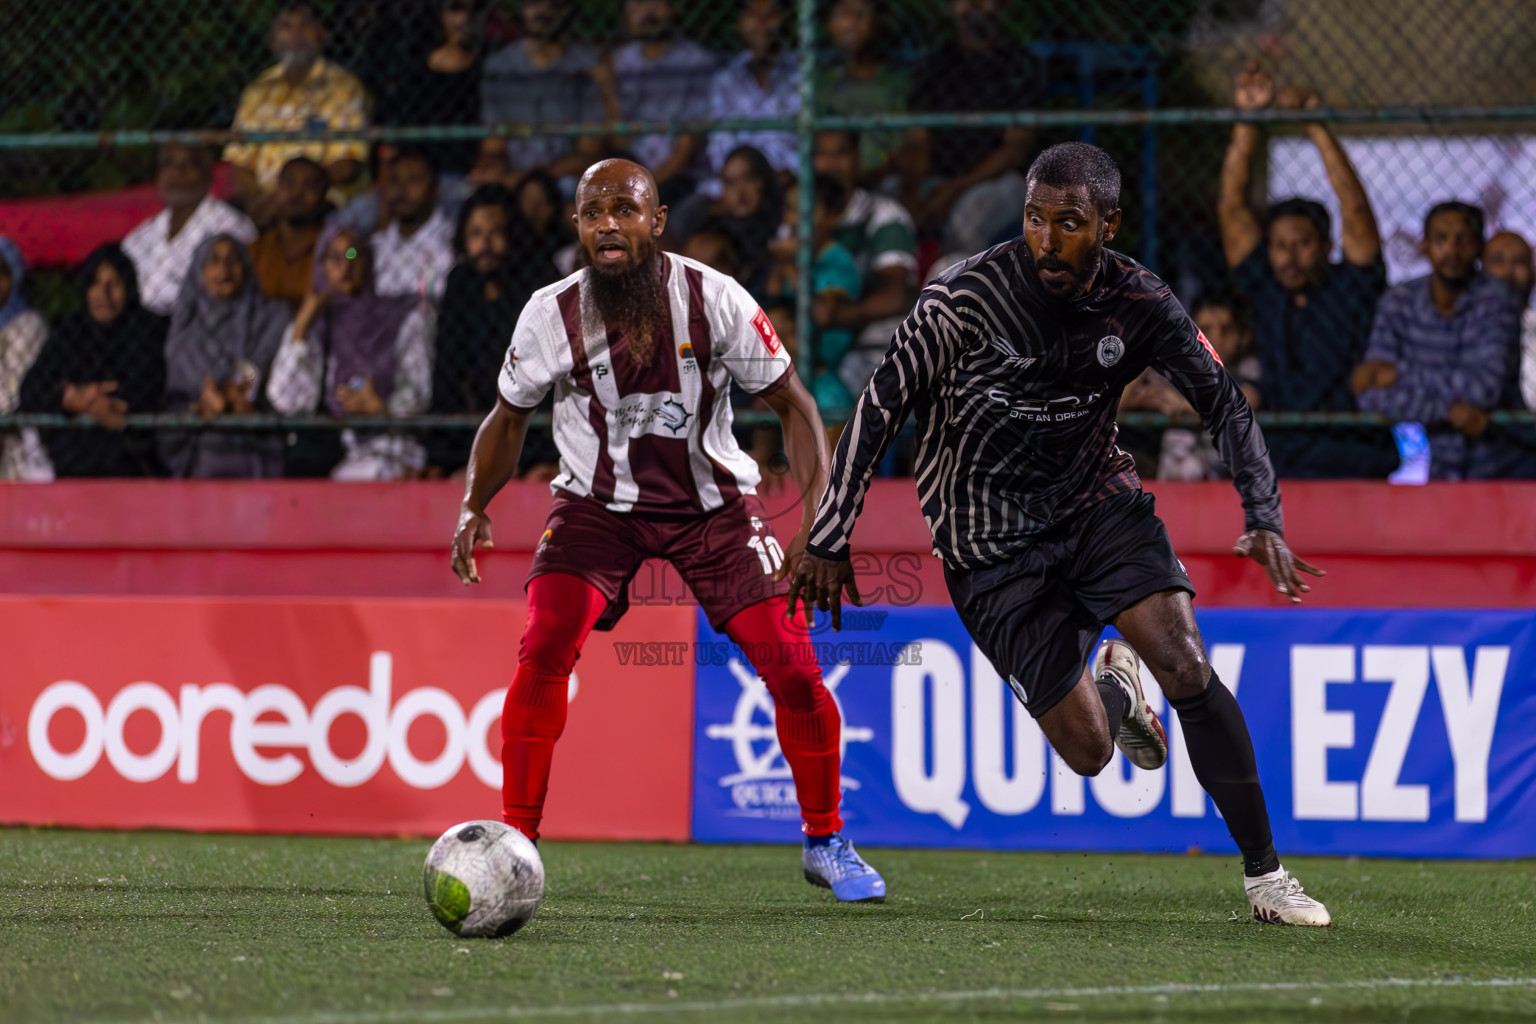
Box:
[752,307,782,356]
[1196,328,1224,366]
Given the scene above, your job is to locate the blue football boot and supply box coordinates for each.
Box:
[802,834,886,903]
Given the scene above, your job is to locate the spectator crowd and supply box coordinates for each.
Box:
[2,1,1535,483]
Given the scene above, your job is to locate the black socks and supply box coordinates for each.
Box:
[1168,671,1280,877]
[1095,677,1127,741]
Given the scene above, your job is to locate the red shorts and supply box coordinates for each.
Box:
[527,490,789,631]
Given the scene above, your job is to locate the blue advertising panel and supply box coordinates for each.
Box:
[691,608,1536,858]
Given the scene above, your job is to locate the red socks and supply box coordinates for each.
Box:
[724,597,846,837]
[500,573,606,841]
[500,668,569,841]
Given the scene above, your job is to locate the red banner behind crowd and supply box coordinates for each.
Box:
[0,597,695,840]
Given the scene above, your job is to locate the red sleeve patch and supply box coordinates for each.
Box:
[1196,327,1224,366]
[751,307,782,356]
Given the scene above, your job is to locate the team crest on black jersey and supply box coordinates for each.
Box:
[1097,336,1125,367]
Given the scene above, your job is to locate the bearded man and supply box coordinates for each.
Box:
[450,159,886,902]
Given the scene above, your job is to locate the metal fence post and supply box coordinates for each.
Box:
[795,0,818,386]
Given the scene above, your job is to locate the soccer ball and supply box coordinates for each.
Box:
[422,820,544,937]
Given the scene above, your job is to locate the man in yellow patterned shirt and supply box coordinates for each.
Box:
[223,3,370,219]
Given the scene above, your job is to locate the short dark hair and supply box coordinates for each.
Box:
[278,155,326,181]
[1024,142,1122,215]
[1424,200,1485,241]
[390,144,440,180]
[1191,285,1254,335]
[1266,198,1331,244]
[453,183,517,259]
[280,1,323,24]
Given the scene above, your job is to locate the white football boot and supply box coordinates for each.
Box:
[1092,638,1168,770]
[1245,866,1332,926]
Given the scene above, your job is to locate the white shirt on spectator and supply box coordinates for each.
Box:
[122,196,257,315]
[371,208,454,305]
[706,51,800,177]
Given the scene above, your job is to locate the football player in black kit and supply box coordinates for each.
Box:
[789,142,1331,925]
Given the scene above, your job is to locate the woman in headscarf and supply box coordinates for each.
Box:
[0,237,52,481]
[160,233,290,478]
[20,244,168,476]
[267,225,434,480]
[427,183,559,474]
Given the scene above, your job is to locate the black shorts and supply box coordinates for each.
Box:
[943,489,1193,719]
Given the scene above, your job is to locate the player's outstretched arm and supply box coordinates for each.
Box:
[761,374,832,583]
[452,399,531,585]
[1233,528,1325,604]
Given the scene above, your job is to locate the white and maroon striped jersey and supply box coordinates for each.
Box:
[497,253,794,514]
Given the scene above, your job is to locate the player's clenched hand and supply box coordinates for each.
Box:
[1232,528,1324,604]
[451,505,495,585]
[786,551,862,631]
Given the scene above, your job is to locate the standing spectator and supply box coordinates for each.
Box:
[122,144,257,316]
[268,228,433,480]
[812,130,918,394]
[1219,63,1397,478]
[609,0,719,204]
[818,0,909,185]
[1483,230,1536,410]
[160,235,290,478]
[20,245,166,477]
[249,157,331,309]
[479,0,609,184]
[430,186,559,473]
[1355,202,1523,481]
[0,238,50,481]
[223,2,370,217]
[766,175,861,417]
[908,0,1039,251]
[706,0,799,180]
[359,0,483,178]
[371,147,456,304]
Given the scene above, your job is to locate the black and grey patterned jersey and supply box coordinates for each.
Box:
[805,238,1283,570]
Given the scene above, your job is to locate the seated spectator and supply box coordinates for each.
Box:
[268,227,433,481]
[223,2,369,218]
[478,0,610,185]
[160,235,289,478]
[671,146,784,297]
[1483,230,1536,410]
[358,0,483,178]
[766,175,860,417]
[818,0,909,186]
[706,0,799,181]
[682,226,745,282]
[371,147,456,304]
[812,130,918,395]
[122,144,257,316]
[0,238,50,481]
[250,156,331,309]
[1121,288,1262,481]
[609,0,719,204]
[20,245,166,477]
[1355,202,1523,481]
[430,186,560,474]
[1219,63,1397,478]
[908,0,1039,252]
[513,171,573,279]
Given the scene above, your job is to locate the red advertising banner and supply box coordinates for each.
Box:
[0,597,695,840]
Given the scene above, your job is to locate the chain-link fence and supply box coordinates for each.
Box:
[2,0,1535,481]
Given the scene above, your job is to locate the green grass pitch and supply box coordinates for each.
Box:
[2,828,1533,1023]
